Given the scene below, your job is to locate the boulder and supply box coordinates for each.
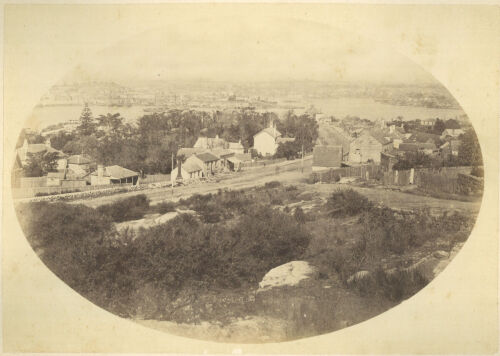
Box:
[258,261,318,291]
[433,250,449,259]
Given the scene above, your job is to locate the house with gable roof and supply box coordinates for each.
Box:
[348,129,393,164]
[253,122,285,156]
[16,138,67,170]
[90,165,139,186]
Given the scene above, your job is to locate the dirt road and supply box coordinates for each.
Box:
[73,157,482,216]
[75,157,312,208]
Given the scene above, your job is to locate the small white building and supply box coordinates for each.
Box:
[228,140,245,154]
[253,122,282,156]
[441,128,464,139]
[171,160,203,181]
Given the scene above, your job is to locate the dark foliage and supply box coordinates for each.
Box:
[96,194,150,222]
[470,166,484,177]
[23,151,60,177]
[458,129,482,166]
[15,202,115,292]
[275,141,301,160]
[326,188,373,217]
[294,206,307,224]
[16,197,312,319]
[264,181,281,189]
[154,201,177,214]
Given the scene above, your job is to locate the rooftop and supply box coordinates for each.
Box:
[255,127,281,139]
[182,160,203,173]
[91,165,138,179]
[195,152,220,162]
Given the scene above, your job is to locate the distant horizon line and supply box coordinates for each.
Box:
[56,78,442,87]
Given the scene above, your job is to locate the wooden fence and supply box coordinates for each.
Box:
[139,174,171,184]
[241,158,287,169]
[382,166,483,195]
[310,164,483,196]
[310,164,382,183]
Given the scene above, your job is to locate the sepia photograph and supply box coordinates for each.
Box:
[2,3,499,353]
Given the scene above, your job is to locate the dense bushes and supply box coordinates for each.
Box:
[154,201,177,214]
[357,207,471,255]
[97,194,150,222]
[264,181,282,189]
[326,188,373,217]
[16,199,312,319]
[470,166,484,177]
[131,206,311,290]
[179,191,252,223]
[178,184,302,223]
[15,202,115,292]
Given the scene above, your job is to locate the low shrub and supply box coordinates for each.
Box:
[470,166,484,177]
[358,207,471,256]
[97,194,150,222]
[154,201,177,214]
[15,202,115,291]
[264,181,281,189]
[270,197,284,205]
[294,206,307,224]
[326,188,373,217]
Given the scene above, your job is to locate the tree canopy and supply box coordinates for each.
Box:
[457,129,482,166]
[23,151,60,177]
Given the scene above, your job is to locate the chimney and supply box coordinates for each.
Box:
[389,125,395,134]
[97,165,104,178]
[45,138,52,148]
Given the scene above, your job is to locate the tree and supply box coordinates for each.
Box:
[458,129,482,166]
[432,119,446,135]
[275,141,300,160]
[96,113,126,138]
[23,151,59,177]
[76,103,96,136]
[279,112,319,153]
[51,131,75,151]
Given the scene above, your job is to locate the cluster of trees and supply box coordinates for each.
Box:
[23,151,60,177]
[274,111,319,160]
[46,105,318,174]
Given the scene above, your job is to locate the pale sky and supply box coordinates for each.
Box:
[66,17,437,86]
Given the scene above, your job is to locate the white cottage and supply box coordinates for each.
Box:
[253,123,282,156]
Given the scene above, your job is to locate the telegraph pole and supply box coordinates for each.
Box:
[171,152,174,198]
[301,143,304,173]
